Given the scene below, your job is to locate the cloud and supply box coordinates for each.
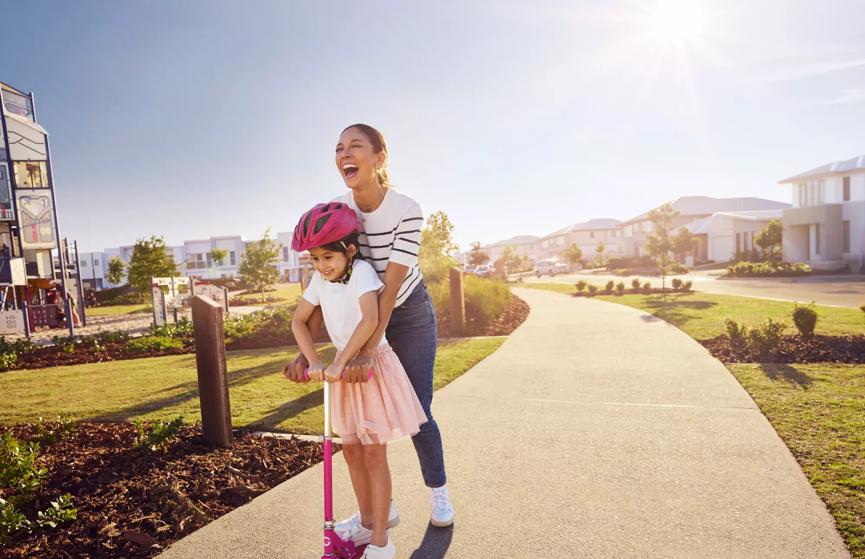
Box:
[819,87,865,105]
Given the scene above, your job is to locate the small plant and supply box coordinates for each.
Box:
[860,304,865,316]
[642,281,652,292]
[33,416,77,446]
[96,330,130,344]
[134,416,184,452]
[792,302,818,336]
[575,280,587,293]
[631,278,641,291]
[586,285,598,296]
[616,282,625,295]
[150,317,193,339]
[682,280,693,292]
[605,280,615,292]
[748,318,785,356]
[127,335,183,353]
[0,353,17,371]
[34,494,76,528]
[0,432,46,497]
[724,318,748,346]
[671,278,683,290]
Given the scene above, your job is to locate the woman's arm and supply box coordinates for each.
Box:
[324,290,379,382]
[290,299,326,380]
[343,261,407,382]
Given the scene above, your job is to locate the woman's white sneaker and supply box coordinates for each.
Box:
[430,485,455,527]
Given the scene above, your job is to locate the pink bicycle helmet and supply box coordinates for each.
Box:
[292,202,361,252]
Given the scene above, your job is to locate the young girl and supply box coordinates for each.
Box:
[289,201,428,559]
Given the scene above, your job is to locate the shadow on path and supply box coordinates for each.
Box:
[409,524,453,559]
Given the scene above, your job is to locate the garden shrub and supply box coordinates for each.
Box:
[605,281,615,292]
[642,281,652,292]
[587,285,598,296]
[748,318,785,356]
[96,330,130,344]
[670,263,688,275]
[724,318,747,346]
[133,416,184,452]
[671,278,683,290]
[631,278,641,291]
[616,282,625,295]
[792,303,818,336]
[575,280,587,293]
[126,336,183,353]
[682,280,693,292]
[726,262,812,277]
[150,317,193,339]
[422,276,511,334]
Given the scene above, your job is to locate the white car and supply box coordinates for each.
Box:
[534,259,570,277]
[474,264,492,277]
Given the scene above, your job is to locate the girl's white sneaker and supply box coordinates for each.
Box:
[430,485,455,527]
[334,501,400,535]
[361,535,395,559]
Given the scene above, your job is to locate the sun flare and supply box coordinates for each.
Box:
[647,0,706,45]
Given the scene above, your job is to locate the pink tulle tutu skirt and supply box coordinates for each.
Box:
[331,344,428,445]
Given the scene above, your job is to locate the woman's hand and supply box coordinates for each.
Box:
[343,351,374,383]
[282,353,310,383]
[324,363,344,383]
[307,359,326,382]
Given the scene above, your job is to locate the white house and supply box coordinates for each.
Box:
[684,209,785,264]
[778,155,865,272]
[484,235,542,263]
[539,218,622,262]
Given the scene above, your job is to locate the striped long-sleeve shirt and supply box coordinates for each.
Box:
[336,189,424,307]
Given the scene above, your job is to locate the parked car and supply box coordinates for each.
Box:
[475,264,492,277]
[534,258,570,277]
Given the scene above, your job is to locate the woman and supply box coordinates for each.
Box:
[285,124,454,533]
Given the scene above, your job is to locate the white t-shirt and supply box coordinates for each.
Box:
[301,259,388,352]
[336,189,424,307]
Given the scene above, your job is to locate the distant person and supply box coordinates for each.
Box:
[289,203,428,559]
[285,124,454,532]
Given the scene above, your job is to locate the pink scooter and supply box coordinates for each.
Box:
[304,368,373,559]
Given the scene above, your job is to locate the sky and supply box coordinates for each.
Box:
[2,0,864,253]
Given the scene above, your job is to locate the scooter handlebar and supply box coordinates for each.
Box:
[303,368,374,381]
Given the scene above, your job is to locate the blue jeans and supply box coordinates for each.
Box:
[386,281,446,488]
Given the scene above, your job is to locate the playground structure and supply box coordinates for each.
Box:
[0,80,83,337]
[151,276,229,327]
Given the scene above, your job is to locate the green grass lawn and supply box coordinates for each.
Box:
[86,303,153,316]
[728,363,865,558]
[0,337,505,435]
[235,283,302,304]
[521,283,865,339]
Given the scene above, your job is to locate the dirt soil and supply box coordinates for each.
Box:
[1,421,324,559]
[701,334,865,364]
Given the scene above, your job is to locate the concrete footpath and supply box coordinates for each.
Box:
[159,288,849,558]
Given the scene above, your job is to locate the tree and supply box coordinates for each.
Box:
[671,227,699,263]
[126,236,178,296]
[595,242,606,267]
[468,241,490,267]
[755,220,783,262]
[209,248,228,267]
[107,256,126,286]
[645,203,679,291]
[493,246,522,276]
[419,211,459,283]
[239,228,282,297]
[562,243,583,269]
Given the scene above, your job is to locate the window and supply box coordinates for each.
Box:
[229,251,236,265]
[1,89,33,119]
[818,180,825,204]
[94,259,100,266]
[843,177,851,201]
[815,224,821,255]
[736,233,742,252]
[798,184,805,205]
[206,253,213,268]
[187,253,206,270]
[13,161,48,188]
[843,221,850,253]
[590,232,594,239]
[282,247,289,261]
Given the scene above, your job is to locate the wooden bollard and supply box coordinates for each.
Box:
[449,267,466,336]
[191,296,232,447]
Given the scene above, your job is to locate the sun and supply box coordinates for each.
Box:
[646,0,707,46]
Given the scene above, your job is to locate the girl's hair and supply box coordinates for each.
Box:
[342,123,389,188]
[320,231,361,258]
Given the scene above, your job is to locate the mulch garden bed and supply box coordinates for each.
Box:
[1,421,324,558]
[701,334,865,364]
[2,340,194,373]
[437,293,530,338]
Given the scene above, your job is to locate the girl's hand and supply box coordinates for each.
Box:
[307,360,326,382]
[344,351,374,383]
[324,363,344,383]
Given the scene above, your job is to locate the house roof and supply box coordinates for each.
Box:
[489,235,540,247]
[684,209,785,235]
[779,154,865,183]
[622,196,789,225]
[544,218,622,238]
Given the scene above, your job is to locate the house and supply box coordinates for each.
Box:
[484,235,541,263]
[778,155,865,272]
[620,196,790,258]
[539,218,622,262]
[684,209,785,264]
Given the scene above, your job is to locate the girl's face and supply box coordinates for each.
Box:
[309,245,356,282]
[335,127,384,189]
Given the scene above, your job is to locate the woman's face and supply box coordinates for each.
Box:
[335,127,384,189]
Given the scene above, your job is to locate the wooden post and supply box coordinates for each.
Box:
[191,295,232,447]
[449,267,466,336]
